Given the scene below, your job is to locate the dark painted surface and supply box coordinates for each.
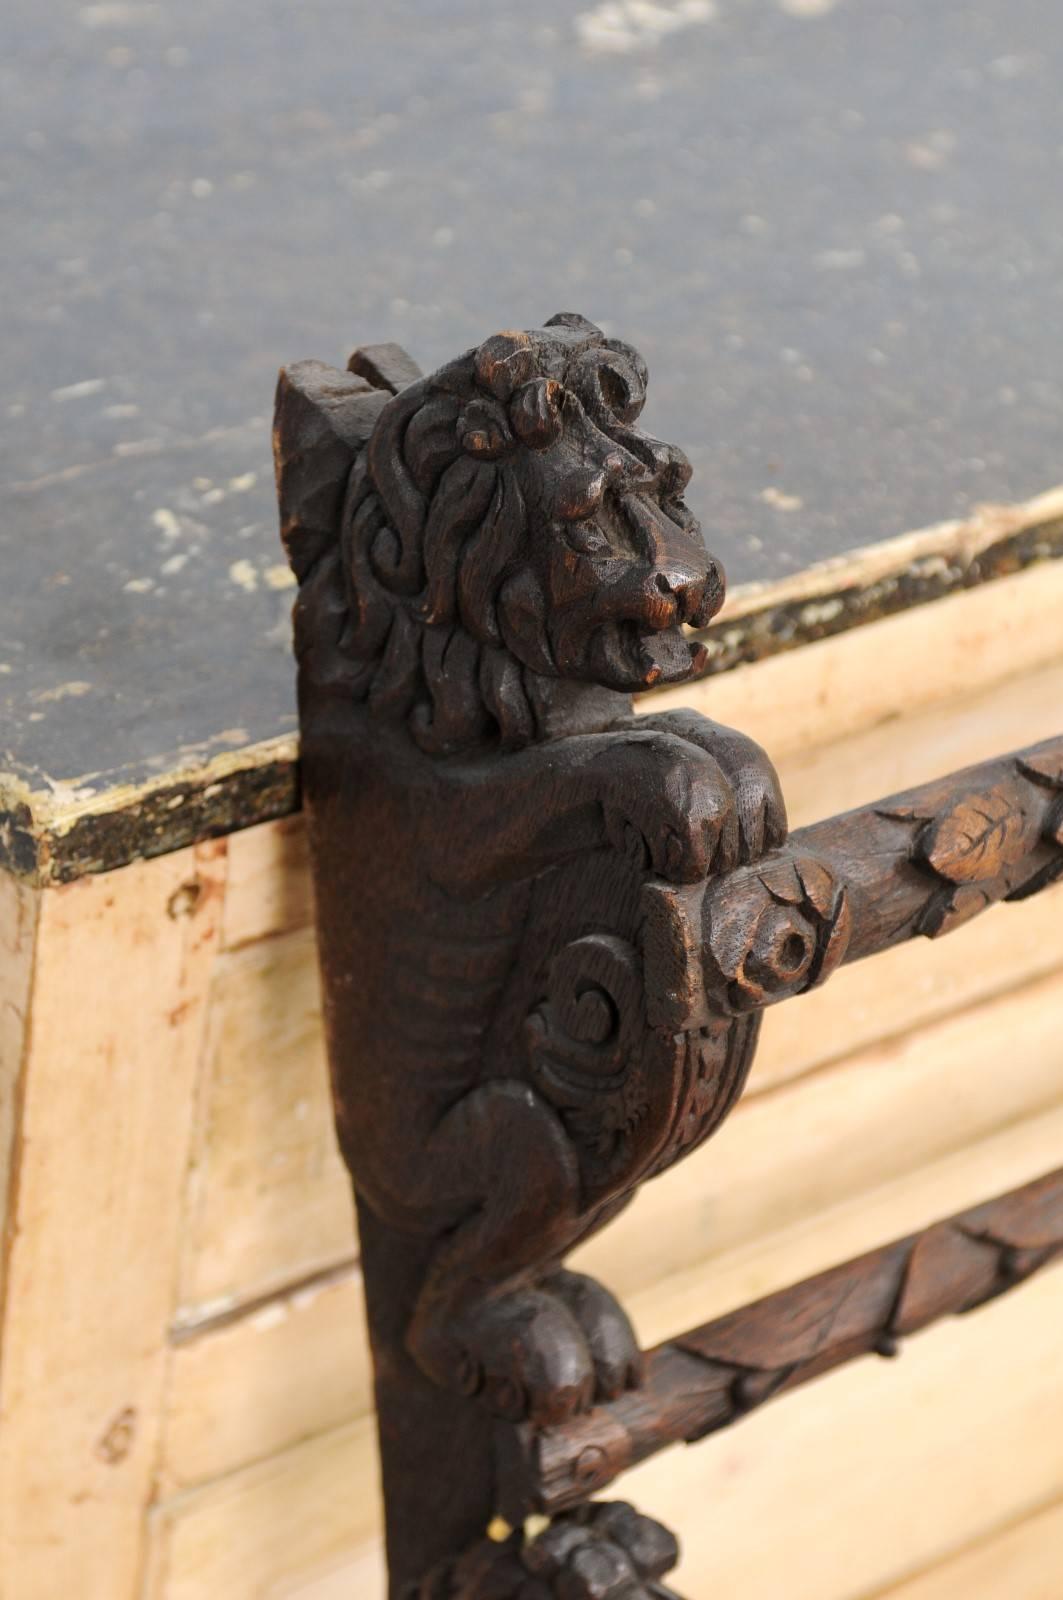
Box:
[2,0,1063,807]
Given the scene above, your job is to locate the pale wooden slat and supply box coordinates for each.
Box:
[175,929,353,1322]
[0,872,39,1312]
[0,842,226,1600]
[147,1119,1063,1599]
[142,1416,382,1600]
[161,1264,368,1494]
[159,991,1063,1492]
[177,650,1063,1316]
[648,556,1063,762]
[223,814,314,950]
[578,963,1063,1299]
[874,1499,1063,1600]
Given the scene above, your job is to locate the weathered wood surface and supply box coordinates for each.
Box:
[8,0,1063,886]
[498,1168,1063,1520]
[0,844,225,1600]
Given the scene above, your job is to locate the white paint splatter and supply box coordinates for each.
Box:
[761,487,804,512]
[264,564,296,591]
[228,471,257,492]
[229,559,259,593]
[124,577,155,593]
[78,2,162,25]
[51,378,105,402]
[161,553,189,575]
[30,681,93,704]
[778,0,846,16]
[815,248,866,271]
[576,0,716,55]
[152,508,181,541]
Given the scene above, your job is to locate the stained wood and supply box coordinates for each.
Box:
[278,313,1063,1595]
[144,1257,1063,1600]
[499,1168,1063,1518]
[10,0,1063,886]
[159,1085,1063,1497]
[0,843,225,1600]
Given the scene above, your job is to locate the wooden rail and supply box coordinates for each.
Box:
[496,1167,1063,1520]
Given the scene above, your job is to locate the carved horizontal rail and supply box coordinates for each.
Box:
[495,1166,1063,1520]
[645,734,1063,1030]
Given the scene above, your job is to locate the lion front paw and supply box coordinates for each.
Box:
[409,1288,597,1427]
[637,712,787,864]
[544,1270,643,1402]
[601,737,740,883]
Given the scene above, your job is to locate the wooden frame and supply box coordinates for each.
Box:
[273,316,1063,1599]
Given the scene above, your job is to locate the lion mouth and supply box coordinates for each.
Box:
[594,622,709,690]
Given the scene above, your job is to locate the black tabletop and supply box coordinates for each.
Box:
[3,0,1063,878]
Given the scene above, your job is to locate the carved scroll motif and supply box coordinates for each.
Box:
[496,1167,1063,1519]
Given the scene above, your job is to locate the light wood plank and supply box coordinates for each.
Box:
[175,930,353,1322]
[578,965,1063,1298]
[162,1264,368,1494]
[0,842,225,1600]
[0,872,39,1314]
[142,1416,382,1600]
[176,653,1063,1316]
[647,556,1063,762]
[223,815,314,950]
[159,995,1063,1492]
[874,1498,1063,1600]
[146,1243,1063,1600]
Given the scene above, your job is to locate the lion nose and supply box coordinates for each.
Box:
[655,564,724,629]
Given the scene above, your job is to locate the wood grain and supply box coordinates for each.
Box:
[0,843,225,1600]
[499,1169,1063,1518]
[143,1254,1063,1600]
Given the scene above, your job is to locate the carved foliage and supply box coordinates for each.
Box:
[700,854,851,1014]
[880,744,1063,936]
[500,1168,1063,1517]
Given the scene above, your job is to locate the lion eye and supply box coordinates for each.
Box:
[565,522,610,557]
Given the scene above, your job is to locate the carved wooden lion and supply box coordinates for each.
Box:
[274,314,785,1433]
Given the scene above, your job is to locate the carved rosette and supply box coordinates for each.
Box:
[700,855,851,1015]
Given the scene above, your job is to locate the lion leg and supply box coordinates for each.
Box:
[406,1080,602,1426]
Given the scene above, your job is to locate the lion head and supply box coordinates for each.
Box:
[313,313,724,753]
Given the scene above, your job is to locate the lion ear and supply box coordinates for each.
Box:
[544,311,603,337]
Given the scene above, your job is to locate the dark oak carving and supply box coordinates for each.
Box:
[274,316,1063,1597]
[416,1503,682,1600]
[496,1166,1063,1520]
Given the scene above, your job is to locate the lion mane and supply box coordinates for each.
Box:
[285,312,693,755]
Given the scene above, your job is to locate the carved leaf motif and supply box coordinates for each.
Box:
[921,785,1038,883]
[1018,748,1063,788]
[918,884,991,939]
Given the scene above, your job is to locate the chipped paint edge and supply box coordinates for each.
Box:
[2,486,1062,884]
